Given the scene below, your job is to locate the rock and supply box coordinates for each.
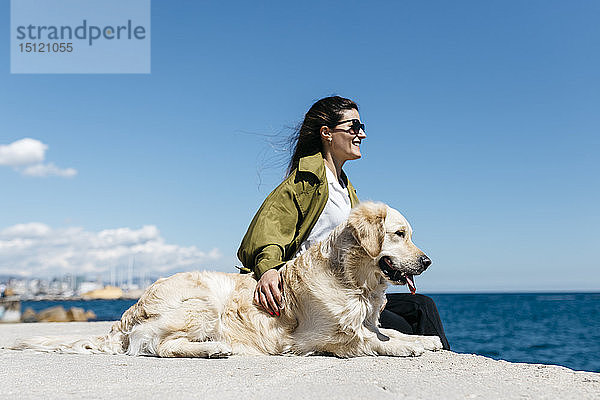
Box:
[0,299,22,323]
[21,307,38,323]
[66,307,96,322]
[84,310,97,320]
[66,307,88,322]
[36,306,69,322]
[35,306,97,322]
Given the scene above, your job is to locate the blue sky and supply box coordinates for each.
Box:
[1,1,598,292]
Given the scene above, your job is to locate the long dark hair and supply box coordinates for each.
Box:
[287,96,358,175]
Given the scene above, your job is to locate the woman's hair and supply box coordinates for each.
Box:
[287,96,358,175]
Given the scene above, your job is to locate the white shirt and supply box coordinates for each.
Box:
[294,166,352,257]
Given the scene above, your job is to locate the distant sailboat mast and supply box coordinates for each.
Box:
[110,266,115,287]
[128,255,134,290]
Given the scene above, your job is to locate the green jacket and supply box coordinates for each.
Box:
[237,153,360,278]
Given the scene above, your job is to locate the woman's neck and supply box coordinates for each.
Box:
[322,153,345,181]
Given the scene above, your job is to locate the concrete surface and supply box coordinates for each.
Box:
[1,321,598,399]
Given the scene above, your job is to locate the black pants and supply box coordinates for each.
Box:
[379,293,450,350]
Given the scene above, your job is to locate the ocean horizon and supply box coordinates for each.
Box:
[20,291,600,373]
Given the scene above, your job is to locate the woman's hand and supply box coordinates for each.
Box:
[254,268,284,317]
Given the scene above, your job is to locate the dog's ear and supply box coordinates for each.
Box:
[347,202,387,258]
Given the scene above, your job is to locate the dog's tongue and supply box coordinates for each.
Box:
[406,275,417,295]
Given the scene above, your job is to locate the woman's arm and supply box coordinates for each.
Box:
[237,177,301,278]
[237,176,301,316]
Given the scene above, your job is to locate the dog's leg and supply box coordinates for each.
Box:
[338,327,424,357]
[363,321,391,342]
[379,328,443,351]
[157,337,232,358]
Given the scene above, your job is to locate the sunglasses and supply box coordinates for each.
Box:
[333,119,365,135]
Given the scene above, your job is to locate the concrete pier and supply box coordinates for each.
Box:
[1,321,598,399]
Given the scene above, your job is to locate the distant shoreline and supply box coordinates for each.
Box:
[1,295,140,302]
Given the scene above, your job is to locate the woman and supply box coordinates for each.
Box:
[238,96,450,350]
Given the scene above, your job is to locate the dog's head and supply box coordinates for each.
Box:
[347,202,431,291]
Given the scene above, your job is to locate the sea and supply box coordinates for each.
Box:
[21,292,600,373]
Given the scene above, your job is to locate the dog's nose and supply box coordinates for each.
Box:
[419,255,432,268]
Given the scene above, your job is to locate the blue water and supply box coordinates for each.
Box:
[429,292,600,373]
[21,299,137,323]
[22,292,600,373]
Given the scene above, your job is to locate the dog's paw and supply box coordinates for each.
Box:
[403,342,425,356]
[385,341,425,357]
[206,342,233,358]
[416,335,443,351]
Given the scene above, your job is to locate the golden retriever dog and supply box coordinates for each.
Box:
[11,202,442,357]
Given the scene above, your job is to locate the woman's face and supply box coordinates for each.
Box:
[327,108,367,163]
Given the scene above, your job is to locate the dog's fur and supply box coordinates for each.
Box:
[11,202,442,357]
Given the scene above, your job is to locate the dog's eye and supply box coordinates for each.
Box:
[395,230,405,238]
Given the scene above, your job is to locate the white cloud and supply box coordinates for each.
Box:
[0,223,222,278]
[0,138,46,166]
[0,138,77,178]
[0,223,52,237]
[21,162,78,177]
